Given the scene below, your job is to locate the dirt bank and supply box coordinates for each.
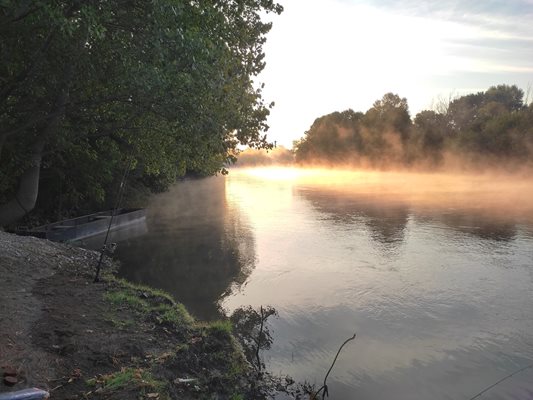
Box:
[0,231,279,399]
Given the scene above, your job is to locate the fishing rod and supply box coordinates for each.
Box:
[93,156,133,282]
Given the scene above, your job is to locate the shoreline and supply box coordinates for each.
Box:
[0,231,281,399]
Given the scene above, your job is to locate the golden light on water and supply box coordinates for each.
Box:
[234,166,374,184]
[229,166,533,221]
[241,166,313,180]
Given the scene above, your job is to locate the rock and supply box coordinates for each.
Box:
[4,375,18,386]
[2,366,17,377]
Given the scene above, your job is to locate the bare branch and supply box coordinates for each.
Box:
[312,333,356,400]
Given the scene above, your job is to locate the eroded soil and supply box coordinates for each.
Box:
[0,231,260,399]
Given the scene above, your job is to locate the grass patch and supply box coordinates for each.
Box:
[161,305,191,326]
[207,319,233,335]
[88,367,165,392]
[104,276,194,334]
[104,290,149,310]
[99,275,255,396]
[107,276,175,305]
[153,303,194,327]
[103,312,135,329]
[228,354,245,377]
[174,343,189,352]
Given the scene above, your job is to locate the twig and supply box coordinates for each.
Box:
[468,363,533,400]
[313,333,356,399]
[47,375,67,382]
[255,306,265,373]
[50,384,64,392]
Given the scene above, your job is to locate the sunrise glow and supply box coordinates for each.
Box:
[260,0,533,147]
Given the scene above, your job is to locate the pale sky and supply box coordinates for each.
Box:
[258,0,533,147]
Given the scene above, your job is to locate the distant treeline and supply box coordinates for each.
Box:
[234,146,294,166]
[293,85,533,170]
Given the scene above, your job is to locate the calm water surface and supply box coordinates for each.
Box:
[113,168,533,400]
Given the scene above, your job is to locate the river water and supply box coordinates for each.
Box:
[111,167,533,400]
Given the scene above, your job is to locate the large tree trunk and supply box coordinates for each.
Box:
[0,138,45,226]
[0,84,69,227]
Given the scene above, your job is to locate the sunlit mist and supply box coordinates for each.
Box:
[230,166,533,221]
[242,166,314,181]
[259,0,533,147]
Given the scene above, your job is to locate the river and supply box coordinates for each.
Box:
[107,167,533,400]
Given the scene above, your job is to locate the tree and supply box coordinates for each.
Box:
[446,85,524,134]
[446,92,485,134]
[293,109,363,163]
[360,93,412,166]
[363,92,411,139]
[0,0,283,226]
[292,85,533,170]
[411,110,446,165]
[447,85,525,157]
[484,84,524,112]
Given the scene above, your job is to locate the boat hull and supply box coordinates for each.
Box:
[16,208,146,242]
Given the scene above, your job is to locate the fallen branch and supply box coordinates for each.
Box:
[312,333,356,400]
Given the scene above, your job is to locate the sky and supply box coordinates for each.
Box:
[258,0,533,147]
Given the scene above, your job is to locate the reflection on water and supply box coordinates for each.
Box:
[113,167,533,399]
[437,213,517,242]
[116,177,255,318]
[298,188,410,249]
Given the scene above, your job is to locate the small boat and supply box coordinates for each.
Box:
[16,208,146,242]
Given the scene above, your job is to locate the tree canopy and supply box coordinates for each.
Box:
[294,85,533,169]
[0,0,282,226]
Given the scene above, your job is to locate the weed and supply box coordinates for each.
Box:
[104,290,148,310]
[153,303,194,327]
[227,354,245,377]
[104,277,194,331]
[107,276,175,304]
[207,319,233,335]
[91,367,165,392]
[104,312,135,329]
[103,368,136,390]
[175,343,190,352]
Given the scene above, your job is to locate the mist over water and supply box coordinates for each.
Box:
[112,167,533,399]
[112,177,256,318]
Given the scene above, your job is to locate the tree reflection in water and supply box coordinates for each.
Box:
[297,185,521,249]
[296,187,410,253]
[116,177,255,320]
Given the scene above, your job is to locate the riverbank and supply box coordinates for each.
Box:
[0,231,281,399]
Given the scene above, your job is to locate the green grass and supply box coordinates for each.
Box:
[104,276,194,332]
[102,368,137,390]
[107,276,176,305]
[228,355,245,377]
[151,303,193,325]
[104,290,149,310]
[94,273,253,398]
[159,303,194,326]
[88,367,165,392]
[174,343,189,352]
[103,312,135,329]
[207,319,233,335]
